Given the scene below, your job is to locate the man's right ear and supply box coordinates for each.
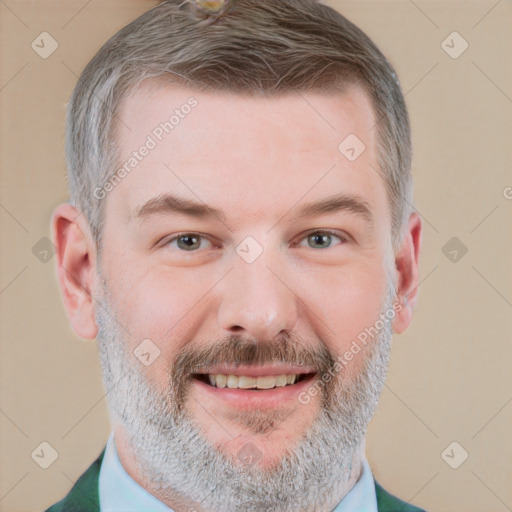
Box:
[51,203,99,340]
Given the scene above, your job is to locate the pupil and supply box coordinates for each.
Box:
[179,235,199,250]
[310,233,329,248]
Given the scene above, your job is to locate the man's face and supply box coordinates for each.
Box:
[93,82,399,508]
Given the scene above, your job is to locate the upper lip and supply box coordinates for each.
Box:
[194,364,317,377]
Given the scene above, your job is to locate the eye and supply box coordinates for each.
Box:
[297,230,348,249]
[160,230,348,253]
[163,232,215,251]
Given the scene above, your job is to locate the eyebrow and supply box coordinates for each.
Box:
[135,193,228,223]
[294,193,373,226]
[134,192,373,226]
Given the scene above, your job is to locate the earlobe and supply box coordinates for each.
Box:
[391,212,422,334]
[51,203,99,340]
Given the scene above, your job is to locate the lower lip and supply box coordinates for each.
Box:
[191,374,317,410]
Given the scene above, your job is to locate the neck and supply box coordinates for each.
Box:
[317,440,364,512]
[344,441,366,498]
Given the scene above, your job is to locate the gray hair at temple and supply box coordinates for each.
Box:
[66,0,413,253]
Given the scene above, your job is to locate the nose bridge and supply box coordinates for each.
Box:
[217,241,298,341]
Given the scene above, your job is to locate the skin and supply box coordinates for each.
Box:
[52,82,421,510]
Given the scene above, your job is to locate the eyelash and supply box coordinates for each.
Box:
[161,229,349,252]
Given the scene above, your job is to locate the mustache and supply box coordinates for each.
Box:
[172,333,336,379]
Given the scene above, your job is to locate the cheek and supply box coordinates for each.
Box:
[303,265,389,360]
[107,264,210,348]
[103,266,210,392]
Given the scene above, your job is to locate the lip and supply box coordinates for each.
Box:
[191,372,318,410]
[193,364,317,377]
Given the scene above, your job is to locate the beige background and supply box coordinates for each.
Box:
[1,1,511,511]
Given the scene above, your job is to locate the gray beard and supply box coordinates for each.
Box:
[95,279,394,512]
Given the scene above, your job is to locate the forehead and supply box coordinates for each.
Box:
[117,80,376,149]
[110,80,388,230]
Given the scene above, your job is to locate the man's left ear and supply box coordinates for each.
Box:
[391,212,422,334]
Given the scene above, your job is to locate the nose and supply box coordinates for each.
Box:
[217,245,299,342]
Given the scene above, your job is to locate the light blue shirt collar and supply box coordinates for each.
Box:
[99,430,377,512]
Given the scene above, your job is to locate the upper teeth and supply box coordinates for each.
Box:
[207,374,298,389]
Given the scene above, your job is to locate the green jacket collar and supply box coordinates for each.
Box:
[45,447,425,512]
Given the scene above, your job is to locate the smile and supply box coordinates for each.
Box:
[200,373,310,389]
[191,364,318,401]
